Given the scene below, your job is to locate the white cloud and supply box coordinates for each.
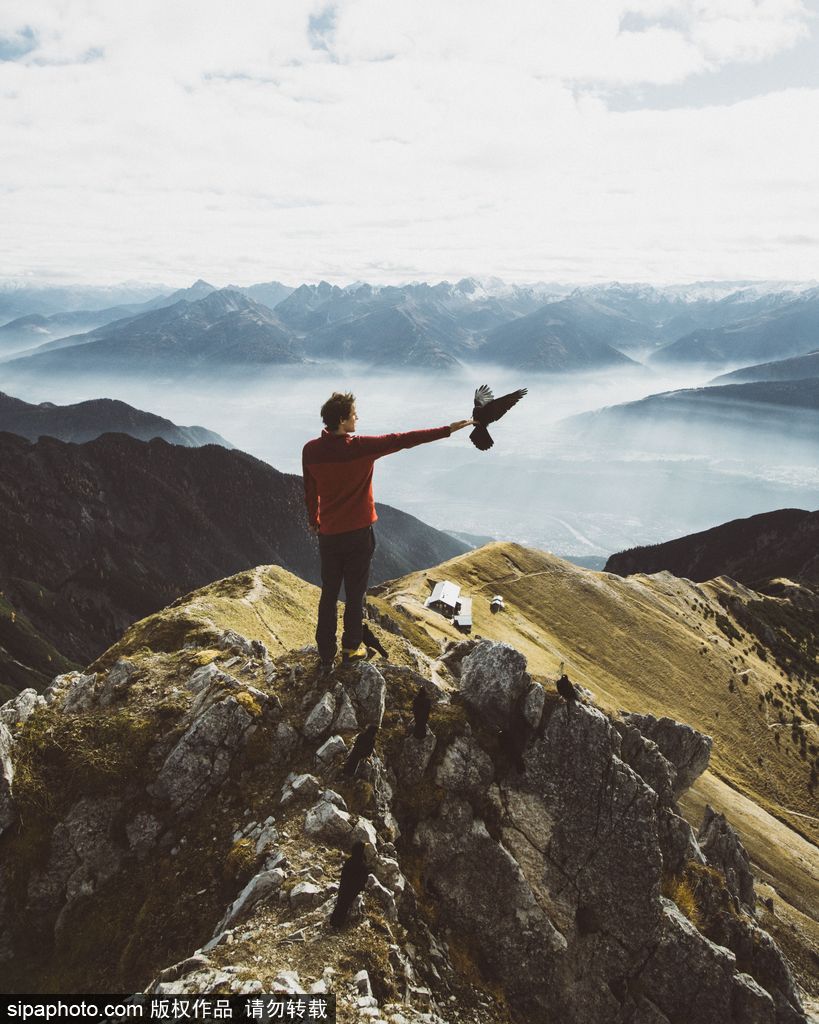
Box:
[0,0,817,285]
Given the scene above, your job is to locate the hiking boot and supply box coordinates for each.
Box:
[341,643,369,663]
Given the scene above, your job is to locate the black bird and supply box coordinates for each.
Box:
[329,841,369,927]
[344,723,378,777]
[556,673,578,704]
[412,685,432,739]
[470,384,528,451]
[362,623,388,660]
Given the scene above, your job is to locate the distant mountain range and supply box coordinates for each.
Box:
[650,288,819,367]
[4,277,819,375]
[0,431,466,693]
[3,289,302,374]
[605,508,819,587]
[0,391,231,447]
[711,349,819,384]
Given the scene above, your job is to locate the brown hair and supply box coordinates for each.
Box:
[321,391,356,430]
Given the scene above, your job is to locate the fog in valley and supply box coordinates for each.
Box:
[4,361,817,564]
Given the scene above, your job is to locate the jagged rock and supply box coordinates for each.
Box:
[351,816,378,849]
[273,970,305,993]
[321,789,347,810]
[97,659,139,707]
[698,805,756,912]
[27,797,123,929]
[332,687,359,731]
[273,721,299,760]
[657,807,705,876]
[187,662,221,694]
[303,692,336,739]
[315,734,347,766]
[615,718,677,806]
[216,629,258,657]
[459,640,530,731]
[435,734,493,799]
[304,799,354,845]
[353,663,386,727]
[731,973,777,1024]
[213,867,286,936]
[437,638,478,680]
[398,731,437,786]
[255,824,278,857]
[61,672,98,713]
[522,682,546,729]
[0,687,47,729]
[642,899,738,1022]
[125,812,162,857]
[152,695,256,814]
[366,873,398,921]
[289,881,323,909]
[280,772,321,806]
[622,712,712,798]
[0,722,15,835]
[374,856,406,896]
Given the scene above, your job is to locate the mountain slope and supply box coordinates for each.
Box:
[478,296,642,371]
[3,289,301,374]
[0,562,813,1017]
[711,350,819,384]
[0,392,231,447]
[0,432,466,689]
[651,289,819,367]
[604,509,819,587]
[372,543,819,845]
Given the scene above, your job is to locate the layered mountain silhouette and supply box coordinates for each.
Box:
[478,296,643,371]
[4,289,302,374]
[0,431,466,693]
[650,288,819,367]
[604,508,819,587]
[711,349,819,385]
[0,279,218,357]
[0,391,231,447]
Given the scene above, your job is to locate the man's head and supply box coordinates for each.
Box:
[321,391,357,434]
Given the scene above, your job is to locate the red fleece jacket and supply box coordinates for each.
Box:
[302,425,451,535]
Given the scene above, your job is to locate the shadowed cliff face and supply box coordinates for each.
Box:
[0,432,466,691]
[0,567,810,1022]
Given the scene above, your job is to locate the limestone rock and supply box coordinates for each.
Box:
[97,659,139,707]
[315,735,347,766]
[0,722,15,835]
[332,688,358,732]
[698,805,756,912]
[125,812,162,857]
[214,867,286,935]
[280,773,321,806]
[366,873,397,921]
[152,695,255,814]
[61,673,98,713]
[303,692,336,739]
[304,799,354,846]
[622,712,712,798]
[0,688,46,729]
[615,718,677,806]
[435,735,493,799]
[398,730,437,787]
[289,881,323,909]
[522,682,546,729]
[459,640,530,731]
[353,663,386,727]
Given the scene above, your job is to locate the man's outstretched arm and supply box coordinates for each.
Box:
[354,418,473,459]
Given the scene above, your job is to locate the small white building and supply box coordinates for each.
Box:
[490,595,505,614]
[453,597,473,633]
[425,580,461,618]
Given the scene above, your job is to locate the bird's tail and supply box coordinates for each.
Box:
[413,721,426,740]
[470,424,493,450]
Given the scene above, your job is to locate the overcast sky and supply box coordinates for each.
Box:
[1,0,818,287]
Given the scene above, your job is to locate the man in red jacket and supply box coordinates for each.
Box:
[303,391,472,669]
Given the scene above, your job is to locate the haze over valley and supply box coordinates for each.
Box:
[2,276,817,563]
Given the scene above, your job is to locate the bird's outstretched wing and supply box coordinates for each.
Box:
[481,388,528,425]
[473,385,494,408]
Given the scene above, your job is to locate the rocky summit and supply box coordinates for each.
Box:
[0,567,810,1023]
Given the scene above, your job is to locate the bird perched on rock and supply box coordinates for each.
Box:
[329,841,369,927]
[556,672,578,704]
[362,623,388,660]
[344,723,378,777]
[412,685,432,739]
[470,385,528,450]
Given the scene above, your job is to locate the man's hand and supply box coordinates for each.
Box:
[309,522,320,535]
[449,419,475,432]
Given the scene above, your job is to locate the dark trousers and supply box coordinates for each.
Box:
[316,525,376,662]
